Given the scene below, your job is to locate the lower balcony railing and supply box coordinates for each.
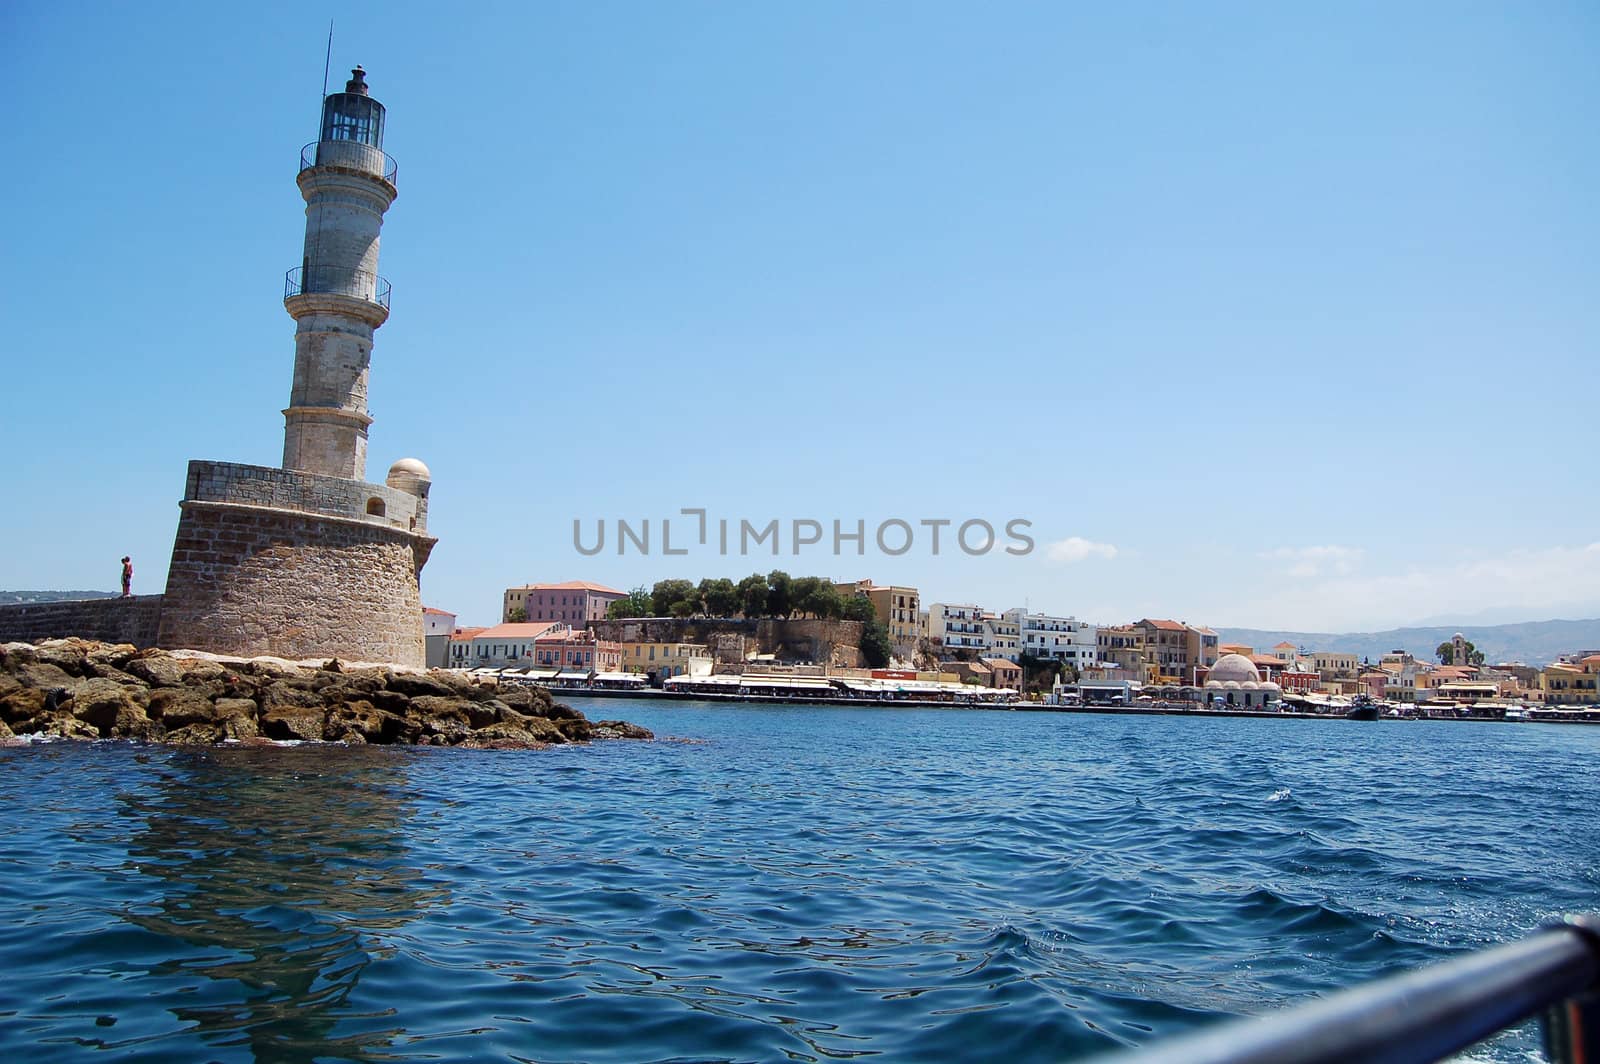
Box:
[284,265,391,309]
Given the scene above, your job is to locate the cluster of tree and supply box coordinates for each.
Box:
[605,572,873,623]
[605,571,894,668]
[1436,640,1486,666]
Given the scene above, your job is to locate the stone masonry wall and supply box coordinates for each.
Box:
[185,460,422,533]
[589,617,864,667]
[0,596,163,647]
[158,501,433,667]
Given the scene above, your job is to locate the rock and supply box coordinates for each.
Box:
[85,643,139,671]
[593,720,654,740]
[125,653,225,689]
[0,687,46,726]
[554,716,594,743]
[148,688,219,728]
[17,662,75,691]
[32,710,99,740]
[384,671,458,699]
[70,678,155,738]
[32,638,95,676]
[215,699,260,741]
[166,722,224,744]
[325,700,404,744]
[259,704,326,742]
[460,721,551,749]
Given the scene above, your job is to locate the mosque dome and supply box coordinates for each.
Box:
[1208,653,1261,685]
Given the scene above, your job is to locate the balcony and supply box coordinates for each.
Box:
[285,265,391,309]
[300,140,398,185]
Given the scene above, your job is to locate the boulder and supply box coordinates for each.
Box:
[70,678,156,738]
[148,688,219,728]
[593,720,655,740]
[214,699,260,741]
[32,639,95,676]
[166,722,225,744]
[259,704,326,742]
[383,671,458,699]
[0,687,46,726]
[17,661,75,691]
[325,700,404,744]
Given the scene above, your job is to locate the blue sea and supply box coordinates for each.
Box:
[1,703,1596,1062]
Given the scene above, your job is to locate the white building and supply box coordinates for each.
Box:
[981,612,1021,662]
[423,607,456,668]
[926,603,987,654]
[1002,609,1099,668]
[455,621,570,669]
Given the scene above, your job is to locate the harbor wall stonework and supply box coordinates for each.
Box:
[157,500,433,667]
[0,596,163,647]
[185,460,423,533]
[589,617,864,667]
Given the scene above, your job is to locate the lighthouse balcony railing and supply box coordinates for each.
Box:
[300,140,398,185]
[284,266,391,310]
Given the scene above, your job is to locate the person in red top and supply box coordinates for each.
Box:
[120,556,133,598]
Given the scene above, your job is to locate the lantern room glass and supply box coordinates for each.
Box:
[320,93,385,148]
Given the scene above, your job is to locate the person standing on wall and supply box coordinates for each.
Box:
[120,556,133,598]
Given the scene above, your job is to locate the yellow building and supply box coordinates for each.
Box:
[1541,660,1600,705]
[620,641,713,679]
[835,580,921,654]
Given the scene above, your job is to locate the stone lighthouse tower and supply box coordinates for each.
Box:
[157,67,436,668]
[283,66,394,480]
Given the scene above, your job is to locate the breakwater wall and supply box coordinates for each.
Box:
[589,617,865,667]
[0,596,163,647]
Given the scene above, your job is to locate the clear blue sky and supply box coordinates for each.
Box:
[3,1,1596,632]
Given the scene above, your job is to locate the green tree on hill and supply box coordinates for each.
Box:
[1437,640,1486,666]
[859,618,893,668]
[651,579,698,618]
[507,606,527,623]
[699,577,740,617]
[766,570,794,618]
[736,573,769,617]
[607,586,653,619]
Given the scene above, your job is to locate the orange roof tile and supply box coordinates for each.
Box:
[509,581,625,594]
[1140,618,1188,631]
[449,626,489,642]
[422,606,454,616]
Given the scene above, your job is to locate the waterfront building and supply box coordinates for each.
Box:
[1541,659,1600,704]
[1097,625,1148,677]
[981,612,1021,661]
[503,581,625,625]
[1186,626,1220,675]
[423,607,456,668]
[534,629,623,674]
[1134,619,1195,684]
[1002,609,1099,668]
[981,657,1022,690]
[835,580,921,655]
[447,626,489,668]
[1203,653,1281,709]
[926,604,987,654]
[466,621,569,668]
[621,641,714,679]
[1312,652,1361,680]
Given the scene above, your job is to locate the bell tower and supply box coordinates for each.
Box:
[281,66,398,480]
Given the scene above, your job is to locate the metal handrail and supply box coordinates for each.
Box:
[284,265,391,309]
[1090,917,1600,1064]
[299,140,398,185]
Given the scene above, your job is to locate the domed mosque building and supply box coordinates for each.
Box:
[1204,653,1282,709]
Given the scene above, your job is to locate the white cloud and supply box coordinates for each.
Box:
[1046,537,1118,564]
[1260,544,1365,579]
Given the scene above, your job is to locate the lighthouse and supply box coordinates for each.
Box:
[282,66,397,480]
[157,65,436,668]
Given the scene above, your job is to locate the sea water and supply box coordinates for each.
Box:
[1,704,1595,1062]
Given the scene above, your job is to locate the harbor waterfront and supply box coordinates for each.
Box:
[2,702,1596,1062]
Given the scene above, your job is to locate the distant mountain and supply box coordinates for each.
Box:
[1214,619,1600,667]
[0,591,119,606]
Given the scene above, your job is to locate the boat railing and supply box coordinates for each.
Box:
[1088,916,1600,1064]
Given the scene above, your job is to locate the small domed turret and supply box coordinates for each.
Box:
[386,457,431,496]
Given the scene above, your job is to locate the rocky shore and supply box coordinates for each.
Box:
[0,639,652,748]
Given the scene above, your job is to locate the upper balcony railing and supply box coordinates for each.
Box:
[284,265,391,309]
[300,140,398,186]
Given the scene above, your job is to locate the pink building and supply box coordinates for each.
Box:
[503,580,625,625]
[534,629,623,673]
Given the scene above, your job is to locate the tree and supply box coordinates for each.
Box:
[859,618,892,668]
[507,606,528,623]
[736,573,769,617]
[766,570,793,618]
[792,577,843,619]
[651,579,698,618]
[699,577,740,618]
[841,596,877,624]
[1436,642,1453,665]
[1437,640,1486,667]
[607,586,653,619]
